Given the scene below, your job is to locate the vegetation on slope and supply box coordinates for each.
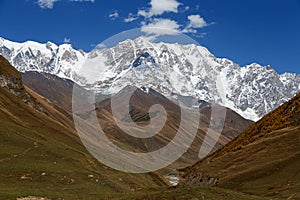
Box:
[0,55,20,77]
[205,92,300,159]
[182,93,300,199]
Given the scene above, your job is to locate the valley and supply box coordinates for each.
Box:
[0,37,299,199]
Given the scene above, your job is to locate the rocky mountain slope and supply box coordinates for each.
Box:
[0,54,36,107]
[1,37,299,121]
[181,92,300,199]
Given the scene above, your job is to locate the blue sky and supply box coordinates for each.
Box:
[0,0,299,74]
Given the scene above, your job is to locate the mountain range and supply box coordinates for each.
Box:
[1,37,300,121]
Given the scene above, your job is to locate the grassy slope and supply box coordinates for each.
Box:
[0,56,19,77]
[119,186,270,200]
[182,93,300,199]
[0,86,170,199]
[0,60,167,200]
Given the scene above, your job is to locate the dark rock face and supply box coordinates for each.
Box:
[132,52,156,68]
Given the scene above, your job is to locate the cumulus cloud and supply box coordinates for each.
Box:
[140,15,209,37]
[141,18,180,36]
[183,14,208,33]
[37,0,94,9]
[121,0,209,36]
[109,11,119,20]
[138,0,180,18]
[187,15,207,28]
[124,13,138,23]
[140,15,208,37]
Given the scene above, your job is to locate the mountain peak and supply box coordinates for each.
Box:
[46,41,58,49]
[58,43,73,50]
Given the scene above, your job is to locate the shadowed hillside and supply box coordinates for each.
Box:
[21,72,86,113]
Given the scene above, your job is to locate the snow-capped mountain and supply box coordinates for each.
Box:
[0,37,86,83]
[1,37,299,121]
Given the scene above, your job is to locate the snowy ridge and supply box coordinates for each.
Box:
[1,37,300,121]
[0,37,87,82]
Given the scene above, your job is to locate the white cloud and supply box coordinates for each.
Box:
[37,0,94,9]
[187,15,207,28]
[138,0,180,18]
[149,0,180,16]
[141,18,180,36]
[183,14,208,33]
[109,11,119,20]
[63,37,71,43]
[124,13,138,23]
[137,10,148,17]
[38,0,58,9]
[124,0,210,36]
[140,15,209,37]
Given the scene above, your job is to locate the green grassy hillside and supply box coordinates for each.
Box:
[0,56,167,200]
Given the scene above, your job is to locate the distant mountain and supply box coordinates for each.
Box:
[0,55,167,199]
[181,92,300,199]
[1,37,299,121]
